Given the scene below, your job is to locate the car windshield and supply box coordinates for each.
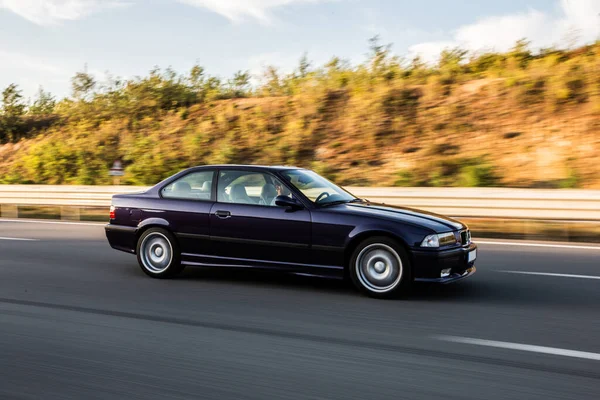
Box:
[280,169,357,205]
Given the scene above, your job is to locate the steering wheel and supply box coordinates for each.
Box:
[315,192,330,204]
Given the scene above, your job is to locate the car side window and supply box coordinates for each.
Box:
[218,171,293,206]
[161,171,214,200]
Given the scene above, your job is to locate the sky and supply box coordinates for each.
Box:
[0,0,599,100]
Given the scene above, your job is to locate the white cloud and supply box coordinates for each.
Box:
[408,41,456,64]
[0,0,130,25]
[176,0,328,24]
[409,0,600,62]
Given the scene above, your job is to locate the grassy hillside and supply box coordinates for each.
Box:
[1,39,599,188]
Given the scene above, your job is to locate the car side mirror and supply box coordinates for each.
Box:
[275,195,303,210]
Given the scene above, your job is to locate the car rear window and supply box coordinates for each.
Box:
[161,170,214,200]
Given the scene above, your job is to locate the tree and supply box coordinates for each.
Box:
[71,66,96,100]
[368,35,391,67]
[0,84,26,142]
[325,56,350,73]
[157,66,194,109]
[297,52,311,78]
[404,55,430,83]
[190,64,205,88]
[228,70,251,98]
[198,76,221,101]
[509,39,532,69]
[189,64,206,102]
[321,56,352,88]
[366,35,401,81]
[1,84,26,117]
[469,52,505,74]
[29,87,56,115]
[261,66,284,96]
[438,47,468,73]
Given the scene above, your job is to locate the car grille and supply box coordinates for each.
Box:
[460,230,471,245]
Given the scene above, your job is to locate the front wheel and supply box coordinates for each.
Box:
[136,228,184,278]
[349,237,412,299]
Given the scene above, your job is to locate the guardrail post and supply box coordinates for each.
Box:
[1,204,18,218]
[524,219,534,241]
[60,206,80,221]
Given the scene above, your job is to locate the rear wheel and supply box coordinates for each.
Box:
[349,236,411,299]
[136,228,184,278]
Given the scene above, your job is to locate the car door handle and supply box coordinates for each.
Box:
[215,210,232,219]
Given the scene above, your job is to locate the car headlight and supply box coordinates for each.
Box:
[421,232,457,248]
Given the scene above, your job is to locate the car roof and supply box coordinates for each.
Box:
[188,164,303,172]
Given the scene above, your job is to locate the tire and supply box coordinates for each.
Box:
[349,236,412,299]
[136,228,184,278]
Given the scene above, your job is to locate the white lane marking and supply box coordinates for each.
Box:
[499,271,600,280]
[436,336,600,361]
[0,237,38,241]
[0,219,104,226]
[476,240,600,251]
[0,220,598,249]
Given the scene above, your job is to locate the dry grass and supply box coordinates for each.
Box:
[1,62,599,187]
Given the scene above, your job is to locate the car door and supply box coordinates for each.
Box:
[157,169,215,256]
[207,169,312,269]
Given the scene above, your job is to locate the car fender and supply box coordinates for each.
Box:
[345,221,433,251]
[137,217,171,232]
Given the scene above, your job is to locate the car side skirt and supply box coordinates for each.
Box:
[181,252,344,278]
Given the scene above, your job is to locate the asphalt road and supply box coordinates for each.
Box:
[0,220,599,400]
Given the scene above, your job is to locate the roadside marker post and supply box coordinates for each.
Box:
[109,160,124,185]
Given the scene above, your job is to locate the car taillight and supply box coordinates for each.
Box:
[109,205,116,220]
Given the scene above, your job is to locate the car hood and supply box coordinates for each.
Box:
[338,202,466,233]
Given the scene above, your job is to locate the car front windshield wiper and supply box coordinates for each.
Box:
[319,198,364,207]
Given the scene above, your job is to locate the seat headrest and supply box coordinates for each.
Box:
[261,183,277,198]
[173,181,191,193]
[230,184,248,200]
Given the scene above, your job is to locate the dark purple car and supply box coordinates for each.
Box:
[105,165,476,298]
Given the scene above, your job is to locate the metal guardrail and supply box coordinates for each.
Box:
[351,187,600,221]
[1,185,600,221]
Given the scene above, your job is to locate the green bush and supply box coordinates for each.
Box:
[457,164,499,187]
[558,169,579,189]
[410,158,500,187]
[0,38,598,187]
[394,170,415,187]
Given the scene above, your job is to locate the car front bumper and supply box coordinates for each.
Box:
[412,242,477,284]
